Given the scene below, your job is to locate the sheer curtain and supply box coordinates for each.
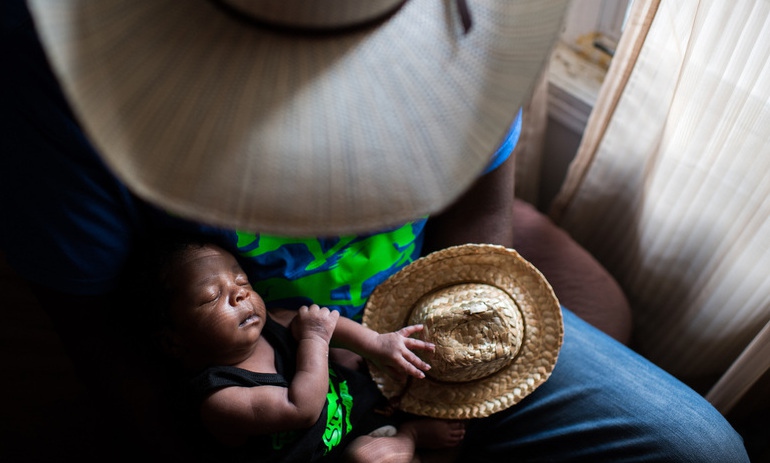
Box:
[550,0,770,412]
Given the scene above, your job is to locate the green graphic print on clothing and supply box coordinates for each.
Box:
[269,370,353,455]
[235,219,426,320]
[323,370,353,454]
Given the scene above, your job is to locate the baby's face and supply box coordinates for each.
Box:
[168,244,267,366]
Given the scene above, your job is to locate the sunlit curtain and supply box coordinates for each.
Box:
[550,0,770,409]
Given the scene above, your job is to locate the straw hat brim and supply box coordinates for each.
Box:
[363,244,563,419]
[27,0,568,235]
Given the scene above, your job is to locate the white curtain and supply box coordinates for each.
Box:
[550,0,770,409]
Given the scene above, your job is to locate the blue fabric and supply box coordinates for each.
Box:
[232,220,426,321]
[483,108,522,174]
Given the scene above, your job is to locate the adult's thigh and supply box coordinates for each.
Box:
[461,308,749,463]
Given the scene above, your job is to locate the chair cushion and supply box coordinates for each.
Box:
[512,199,632,344]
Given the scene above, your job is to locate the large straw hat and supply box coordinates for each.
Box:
[363,244,563,419]
[26,0,568,236]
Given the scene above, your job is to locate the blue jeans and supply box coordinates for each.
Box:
[461,308,749,462]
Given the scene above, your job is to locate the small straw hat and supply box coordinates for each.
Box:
[363,244,563,419]
[26,0,568,236]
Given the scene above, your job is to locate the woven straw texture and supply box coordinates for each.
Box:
[26,0,568,235]
[364,244,563,419]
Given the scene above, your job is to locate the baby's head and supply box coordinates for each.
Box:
[152,240,268,369]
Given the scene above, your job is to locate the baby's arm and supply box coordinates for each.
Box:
[199,305,338,445]
[331,317,434,381]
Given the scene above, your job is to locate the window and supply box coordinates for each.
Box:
[548,0,634,133]
[537,1,634,208]
[561,0,633,61]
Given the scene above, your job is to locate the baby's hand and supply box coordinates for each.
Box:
[369,325,434,381]
[290,304,339,344]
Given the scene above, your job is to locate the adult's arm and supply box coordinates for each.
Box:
[422,153,516,252]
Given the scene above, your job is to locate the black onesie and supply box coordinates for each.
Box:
[185,316,392,462]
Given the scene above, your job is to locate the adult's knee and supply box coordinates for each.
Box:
[640,410,749,463]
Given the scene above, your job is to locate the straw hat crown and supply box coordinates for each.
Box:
[409,284,524,383]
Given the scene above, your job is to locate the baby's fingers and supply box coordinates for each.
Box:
[404,336,435,353]
[398,324,425,338]
[402,350,431,377]
[399,357,429,379]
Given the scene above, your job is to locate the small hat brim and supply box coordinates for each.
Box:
[363,244,563,419]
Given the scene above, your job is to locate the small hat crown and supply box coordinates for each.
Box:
[409,283,524,383]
